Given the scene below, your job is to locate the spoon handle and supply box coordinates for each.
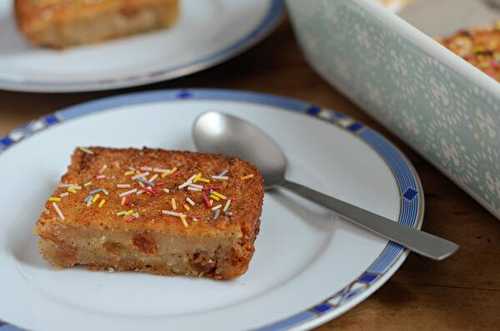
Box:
[280,179,459,260]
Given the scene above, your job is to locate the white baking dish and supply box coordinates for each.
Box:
[287,0,500,218]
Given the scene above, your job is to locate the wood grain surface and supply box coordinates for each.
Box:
[0,20,498,331]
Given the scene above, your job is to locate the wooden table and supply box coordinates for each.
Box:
[1,20,499,331]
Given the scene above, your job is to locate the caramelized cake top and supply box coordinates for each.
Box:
[39,147,264,236]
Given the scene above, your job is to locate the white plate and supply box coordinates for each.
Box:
[0,1,284,92]
[0,89,424,331]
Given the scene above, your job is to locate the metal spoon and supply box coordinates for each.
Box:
[192,112,459,260]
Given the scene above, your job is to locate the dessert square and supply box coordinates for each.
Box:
[15,0,180,48]
[36,147,264,280]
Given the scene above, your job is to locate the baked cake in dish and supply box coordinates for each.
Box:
[379,0,413,11]
[35,147,264,280]
[15,0,179,48]
[441,22,500,82]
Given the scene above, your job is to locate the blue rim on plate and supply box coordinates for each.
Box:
[0,89,424,330]
[0,1,285,93]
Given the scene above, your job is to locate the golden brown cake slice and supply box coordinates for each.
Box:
[441,22,500,82]
[35,147,264,280]
[15,0,180,48]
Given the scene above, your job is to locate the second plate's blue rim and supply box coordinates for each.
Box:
[0,89,424,331]
[0,0,285,92]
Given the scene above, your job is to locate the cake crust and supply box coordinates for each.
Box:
[15,0,179,48]
[35,147,264,280]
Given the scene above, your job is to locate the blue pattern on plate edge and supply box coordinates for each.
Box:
[0,89,423,331]
[0,326,20,331]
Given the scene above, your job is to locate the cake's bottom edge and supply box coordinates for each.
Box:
[37,226,255,280]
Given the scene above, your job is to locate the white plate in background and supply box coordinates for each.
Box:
[0,1,284,92]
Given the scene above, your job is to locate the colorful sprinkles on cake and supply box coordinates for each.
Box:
[149,174,159,183]
[119,188,137,197]
[99,165,108,174]
[211,169,229,181]
[212,175,229,181]
[60,183,81,189]
[132,172,149,181]
[92,193,100,204]
[162,210,184,217]
[62,183,81,194]
[178,173,197,189]
[223,199,232,213]
[53,156,255,226]
[117,209,138,218]
[180,215,188,227]
[52,202,65,220]
[211,191,226,200]
[79,147,94,154]
[189,183,203,190]
[202,192,211,208]
[164,167,177,177]
[194,173,210,184]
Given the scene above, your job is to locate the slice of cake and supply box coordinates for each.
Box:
[35,147,264,280]
[15,0,180,48]
[440,22,500,82]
